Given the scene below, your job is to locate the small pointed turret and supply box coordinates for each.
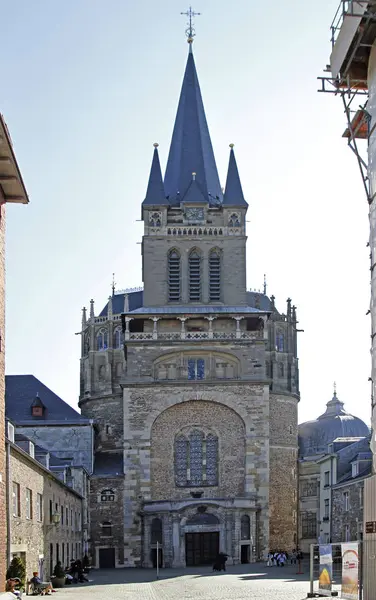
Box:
[143,144,167,207]
[90,299,95,320]
[223,144,247,207]
[82,307,87,327]
[108,295,113,319]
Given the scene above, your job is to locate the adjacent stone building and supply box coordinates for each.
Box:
[298,387,369,552]
[79,40,300,568]
[0,114,29,590]
[5,421,85,582]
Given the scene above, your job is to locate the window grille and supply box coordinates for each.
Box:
[175,430,218,487]
[187,358,205,380]
[209,250,221,301]
[189,251,201,301]
[168,250,181,301]
[301,512,317,538]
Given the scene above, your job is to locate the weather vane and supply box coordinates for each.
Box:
[181,6,201,44]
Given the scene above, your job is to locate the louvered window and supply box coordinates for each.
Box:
[209,250,221,301]
[168,250,181,301]
[189,251,201,301]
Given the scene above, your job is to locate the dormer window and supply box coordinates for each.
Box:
[31,394,45,418]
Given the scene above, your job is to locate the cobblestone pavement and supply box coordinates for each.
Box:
[56,563,309,599]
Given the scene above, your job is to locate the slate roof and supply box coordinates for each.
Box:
[93,452,123,476]
[99,290,276,317]
[5,375,90,425]
[164,47,223,206]
[142,146,168,207]
[126,305,266,315]
[99,290,143,317]
[223,147,248,207]
[298,392,369,457]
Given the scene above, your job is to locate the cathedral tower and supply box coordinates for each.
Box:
[79,34,299,568]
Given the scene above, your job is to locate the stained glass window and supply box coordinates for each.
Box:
[187,359,205,380]
[190,430,204,486]
[175,436,188,486]
[276,333,285,352]
[175,431,218,487]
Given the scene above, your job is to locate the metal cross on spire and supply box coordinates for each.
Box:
[180,6,201,44]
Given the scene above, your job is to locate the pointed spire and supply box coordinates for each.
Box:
[124,293,129,313]
[82,307,87,327]
[164,48,223,205]
[108,295,113,319]
[143,144,167,207]
[223,145,247,207]
[90,299,95,320]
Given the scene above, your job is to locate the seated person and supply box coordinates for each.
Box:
[28,572,54,595]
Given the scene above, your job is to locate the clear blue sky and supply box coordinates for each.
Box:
[3,0,370,425]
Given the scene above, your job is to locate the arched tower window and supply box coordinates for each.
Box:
[168,250,181,301]
[97,329,108,351]
[209,249,221,301]
[151,518,163,544]
[114,327,124,349]
[174,430,218,487]
[241,515,250,540]
[84,334,90,355]
[276,332,285,352]
[100,489,115,502]
[189,250,201,301]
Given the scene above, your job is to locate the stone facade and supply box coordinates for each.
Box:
[298,458,320,553]
[8,441,84,581]
[331,478,366,543]
[0,114,29,590]
[79,44,299,568]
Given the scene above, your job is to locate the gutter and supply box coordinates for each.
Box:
[5,440,11,566]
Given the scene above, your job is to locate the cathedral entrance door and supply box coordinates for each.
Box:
[185,532,219,566]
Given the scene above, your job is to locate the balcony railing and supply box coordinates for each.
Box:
[125,330,262,342]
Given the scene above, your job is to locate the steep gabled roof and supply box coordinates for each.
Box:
[164,47,223,206]
[142,145,167,207]
[5,375,90,425]
[223,146,248,207]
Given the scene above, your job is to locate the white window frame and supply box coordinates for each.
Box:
[37,493,43,522]
[12,482,20,517]
[26,488,32,520]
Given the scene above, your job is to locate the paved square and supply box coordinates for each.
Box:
[57,563,309,600]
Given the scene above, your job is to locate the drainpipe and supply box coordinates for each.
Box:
[6,440,11,566]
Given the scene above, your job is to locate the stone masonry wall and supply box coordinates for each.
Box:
[0,205,5,590]
[142,235,247,307]
[89,477,124,568]
[331,479,365,543]
[122,382,270,566]
[150,400,246,499]
[269,394,298,552]
[9,446,83,580]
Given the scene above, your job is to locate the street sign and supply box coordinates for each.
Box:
[365,521,376,534]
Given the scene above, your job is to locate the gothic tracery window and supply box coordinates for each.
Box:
[228,213,240,227]
[100,489,115,502]
[149,212,162,227]
[97,329,108,351]
[114,327,124,349]
[168,250,181,301]
[275,332,285,352]
[189,250,201,301]
[209,249,221,301]
[175,430,218,487]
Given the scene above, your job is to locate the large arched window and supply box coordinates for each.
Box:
[114,327,124,349]
[241,515,250,540]
[209,249,221,301]
[168,250,181,301]
[189,250,201,301]
[175,430,218,487]
[151,518,163,544]
[97,329,108,351]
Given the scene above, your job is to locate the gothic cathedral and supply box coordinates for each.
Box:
[79,41,299,569]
